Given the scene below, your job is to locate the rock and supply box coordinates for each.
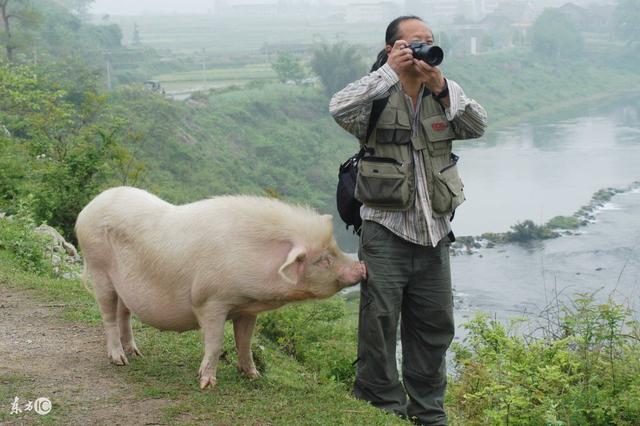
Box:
[34,225,81,263]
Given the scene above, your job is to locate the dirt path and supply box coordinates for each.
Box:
[0,286,171,425]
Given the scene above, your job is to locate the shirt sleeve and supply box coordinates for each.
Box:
[329,63,399,141]
[444,79,488,140]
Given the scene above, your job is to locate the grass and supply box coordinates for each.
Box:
[0,251,407,425]
[154,63,277,92]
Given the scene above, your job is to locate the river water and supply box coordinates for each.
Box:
[450,97,640,336]
[344,97,640,341]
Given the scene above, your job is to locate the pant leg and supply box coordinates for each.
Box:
[401,238,455,426]
[354,220,412,416]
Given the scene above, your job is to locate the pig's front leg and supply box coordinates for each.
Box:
[194,302,229,389]
[233,315,260,379]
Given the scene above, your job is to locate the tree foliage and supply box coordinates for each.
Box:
[310,43,368,96]
[0,0,40,61]
[530,8,584,59]
[614,0,640,50]
[271,52,306,84]
[0,63,144,241]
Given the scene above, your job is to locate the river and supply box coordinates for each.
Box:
[343,96,640,342]
[451,97,640,336]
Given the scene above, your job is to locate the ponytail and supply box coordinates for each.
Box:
[370,49,388,72]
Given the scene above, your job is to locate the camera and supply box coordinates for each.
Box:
[408,42,444,67]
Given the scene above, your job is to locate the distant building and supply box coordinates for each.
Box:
[345,1,401,23]
[405,0,460,22]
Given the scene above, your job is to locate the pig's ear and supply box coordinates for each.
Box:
[321,214,333,232]
[279,244,307,284]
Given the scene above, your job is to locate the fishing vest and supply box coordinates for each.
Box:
[355,89,465,218]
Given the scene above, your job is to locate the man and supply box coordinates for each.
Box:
[329,16,487,426]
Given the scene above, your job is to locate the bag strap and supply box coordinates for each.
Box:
[365,96,389,142]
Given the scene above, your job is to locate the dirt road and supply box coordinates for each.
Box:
[0,286,171,425]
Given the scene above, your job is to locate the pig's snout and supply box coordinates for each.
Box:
[339,261,367,285]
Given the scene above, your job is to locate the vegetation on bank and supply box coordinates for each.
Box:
[449,294,640,425]
[452,182,640,252]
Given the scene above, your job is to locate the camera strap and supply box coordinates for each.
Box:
[365,96,389,142]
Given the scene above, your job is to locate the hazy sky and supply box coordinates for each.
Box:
[90,0,342,15]
[91,0,218,15]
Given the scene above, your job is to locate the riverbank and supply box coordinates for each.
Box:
[450,181,640,255]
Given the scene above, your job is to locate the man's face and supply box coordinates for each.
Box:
[394,19,434,48]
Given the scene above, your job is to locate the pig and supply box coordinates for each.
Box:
[75,186,366,389]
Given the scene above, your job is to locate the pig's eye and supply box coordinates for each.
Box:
[314,255,333,268]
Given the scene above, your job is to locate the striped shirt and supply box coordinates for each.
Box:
[329,63,487,247]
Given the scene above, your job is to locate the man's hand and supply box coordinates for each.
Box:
[386,40,414,75]
[412,59,446,95]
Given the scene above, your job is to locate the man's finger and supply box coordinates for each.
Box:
[392,39,408,50]
[414,59,435,72]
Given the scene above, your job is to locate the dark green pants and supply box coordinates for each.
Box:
[354,220,455,426]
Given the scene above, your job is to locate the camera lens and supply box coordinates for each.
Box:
[410,43,444,67]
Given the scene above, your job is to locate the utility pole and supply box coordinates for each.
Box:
[106,52,112,91]
[202,48,207,84]
[32,47,37,79]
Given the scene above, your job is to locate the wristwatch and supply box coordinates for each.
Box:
[433,78,449,100]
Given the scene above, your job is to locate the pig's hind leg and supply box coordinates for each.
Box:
[117,297,142,358]
[92,268,129,366]
[233,315,260,379]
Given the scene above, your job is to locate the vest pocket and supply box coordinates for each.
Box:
[376,128,411,145]
[421,114,454,156]
[431,163,466,216]
[356,156,414,210]
[375,109,412,145]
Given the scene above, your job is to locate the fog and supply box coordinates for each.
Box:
[90,0,353,15]
[90,0,217,15]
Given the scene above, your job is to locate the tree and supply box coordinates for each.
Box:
[0,64,145,240]
[54,0,95,17]
[614,0,640,50]
[0,0,39,61]
[530,8,584,59]
[310,43,368,96]
[271,52,306,84]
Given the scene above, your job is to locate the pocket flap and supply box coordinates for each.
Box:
[444,175,463,195]
[422,115,455,142]
[437,166,464,195]
[396,109,411,127]
[359,157,406,178]
[377,107,397,128]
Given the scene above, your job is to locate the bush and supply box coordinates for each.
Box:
[449,293,640,425]
[0,198,53,275]
[547,215,581,229]
[505,220,558,242]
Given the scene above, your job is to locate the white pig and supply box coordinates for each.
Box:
[75,186,366,389]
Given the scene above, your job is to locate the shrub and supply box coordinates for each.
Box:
[505,220,558,242]
[449,293,640,425]
[0,197,53,275]
[547,215,581,229]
